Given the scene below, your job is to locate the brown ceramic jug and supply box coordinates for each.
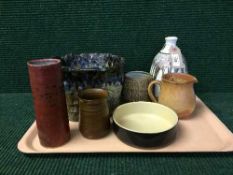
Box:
[79,88,110,139]
[148,73,198,119]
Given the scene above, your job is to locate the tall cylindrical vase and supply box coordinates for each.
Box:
[27,58,70,147]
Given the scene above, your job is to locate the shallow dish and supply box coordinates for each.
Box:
[112,102,178,148]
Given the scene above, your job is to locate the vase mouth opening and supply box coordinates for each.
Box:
[79,88,108,101]
[27,59,60,67]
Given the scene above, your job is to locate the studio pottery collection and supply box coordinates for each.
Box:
[27,36,198,148]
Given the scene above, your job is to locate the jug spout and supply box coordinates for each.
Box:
[185,74,198,84]
[192,76,198,84]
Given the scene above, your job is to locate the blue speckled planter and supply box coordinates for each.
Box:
[61,53,124,121]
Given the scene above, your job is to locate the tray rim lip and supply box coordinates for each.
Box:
[17,98,233,154]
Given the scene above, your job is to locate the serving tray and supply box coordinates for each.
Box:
[17,98,233,153]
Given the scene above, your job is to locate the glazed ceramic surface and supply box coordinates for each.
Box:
[113,102,178,148]
[148,73,198,119]
[27,59,70,147]
[79,88,110,139]
[61,53,124,121]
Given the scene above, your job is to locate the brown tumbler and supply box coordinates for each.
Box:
[79,88,110,139]
[27,58,70,147]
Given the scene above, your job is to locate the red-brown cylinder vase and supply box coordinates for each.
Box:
[27,58,70,147]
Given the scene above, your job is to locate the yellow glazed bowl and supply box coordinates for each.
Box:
[113,102,178,148]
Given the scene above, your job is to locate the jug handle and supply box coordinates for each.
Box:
[147,80,161,102]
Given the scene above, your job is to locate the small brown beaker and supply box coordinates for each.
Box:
[148,73,198,119]
[79,88,110,139]
[27,58,70,147]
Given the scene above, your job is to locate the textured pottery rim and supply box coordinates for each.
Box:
[61,53,125,72]
[27,59,60,67]
[125,71,152,79]
[113,102,178,134]
[163,73,198,84]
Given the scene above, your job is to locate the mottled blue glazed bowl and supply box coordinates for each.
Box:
[61,53,124,121]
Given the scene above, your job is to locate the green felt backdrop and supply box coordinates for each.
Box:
[0,0,233,93]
